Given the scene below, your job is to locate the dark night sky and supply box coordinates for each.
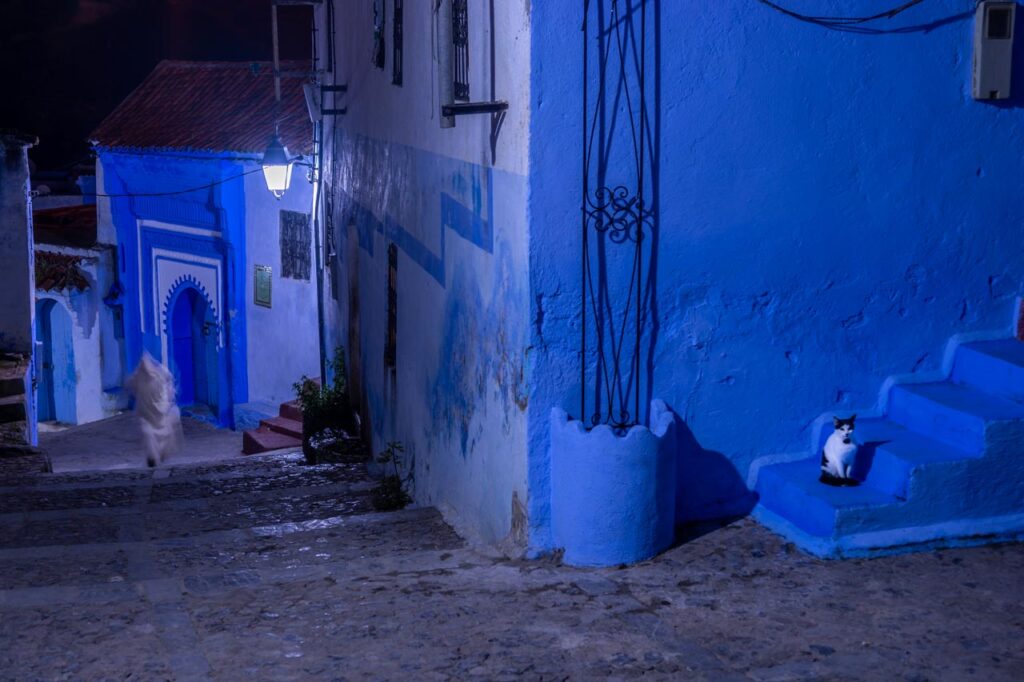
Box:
[0,0,311,172]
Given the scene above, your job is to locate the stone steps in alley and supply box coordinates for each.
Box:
[755,337,1024,558]
[242,400,303,455]
[0,353,32,452]
[0,450,465,586]
[0,450,474,679]
[2,441,1023,680]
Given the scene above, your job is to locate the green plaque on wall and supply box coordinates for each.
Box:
[254,265,272,308]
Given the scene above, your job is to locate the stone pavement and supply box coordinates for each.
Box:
[0,451,1022,681]
[41,413,245,473]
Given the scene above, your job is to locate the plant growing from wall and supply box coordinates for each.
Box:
[293,346,357,464]
[35,252,89,292]
[372,440,412,510]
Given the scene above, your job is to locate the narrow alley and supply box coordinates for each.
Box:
[0,447,1021,680]
[3,2,1024,678]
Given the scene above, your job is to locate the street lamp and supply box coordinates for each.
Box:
[261,134,293,199]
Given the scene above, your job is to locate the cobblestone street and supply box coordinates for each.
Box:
[0,450,1021,681]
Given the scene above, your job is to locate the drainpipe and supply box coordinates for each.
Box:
[312,123,327,386]
[436,0,455,128]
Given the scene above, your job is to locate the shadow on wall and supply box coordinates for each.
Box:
[672,413,757,531]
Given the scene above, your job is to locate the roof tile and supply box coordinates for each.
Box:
[90,60,313,156]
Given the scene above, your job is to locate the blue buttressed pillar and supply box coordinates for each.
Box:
[214,159,249,428]
[101,156,146,380]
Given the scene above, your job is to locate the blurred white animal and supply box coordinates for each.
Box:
[125,353,182,467]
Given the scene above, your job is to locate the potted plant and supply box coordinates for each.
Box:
[293,348,358,464]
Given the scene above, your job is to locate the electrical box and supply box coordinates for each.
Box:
[973,1,1016,100]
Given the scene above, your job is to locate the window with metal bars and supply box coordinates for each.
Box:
[385,243,397,368]
[452,0,469,101]
[392,0,403,85]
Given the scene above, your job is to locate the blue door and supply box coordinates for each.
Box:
[34,299,76,424]
[169,287,217,411]
[35,301,55,422]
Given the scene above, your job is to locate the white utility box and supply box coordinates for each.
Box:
[973,1,1016,100]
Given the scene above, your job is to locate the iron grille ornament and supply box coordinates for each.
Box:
[581,0,650,432]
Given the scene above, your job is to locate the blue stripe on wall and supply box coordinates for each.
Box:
[340,167,496,288]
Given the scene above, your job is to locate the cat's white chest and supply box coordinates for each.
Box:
[823,432,857,474]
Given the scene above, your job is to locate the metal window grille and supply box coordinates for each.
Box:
[452,0,469,101]
[280,210,312,281]
[372,0,386,69]
[385,243,398,368]
[392,0,403,85]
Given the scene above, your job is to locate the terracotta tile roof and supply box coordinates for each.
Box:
[89,60,314,156]
[33,204,98,249]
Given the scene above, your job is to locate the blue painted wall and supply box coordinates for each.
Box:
[527,1,1024,552]
[98,150,320,423]
[319,0,532,546]
[325,132,530,545]
[99,152,244,426]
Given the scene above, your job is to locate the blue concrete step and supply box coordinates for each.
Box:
[757,458,900,539]
[851,418,980,498]
[887,381,1024,454]
[951,339,1024,404]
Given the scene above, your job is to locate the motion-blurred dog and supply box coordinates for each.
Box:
[125,353,182,467]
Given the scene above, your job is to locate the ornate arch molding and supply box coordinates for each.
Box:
[161,274,222,349]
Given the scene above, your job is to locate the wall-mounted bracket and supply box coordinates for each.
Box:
[441,100,508,117]
[321,84,348,116]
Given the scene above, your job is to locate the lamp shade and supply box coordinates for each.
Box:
[261,135,293,199]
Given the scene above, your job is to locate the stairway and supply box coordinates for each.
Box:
[0,450,464,679]
[0,353,29,442]
[754,338,1024,558]
[241,399,303,454]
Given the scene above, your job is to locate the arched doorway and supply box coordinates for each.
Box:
[168,286,217,412]
[35,298,76,424]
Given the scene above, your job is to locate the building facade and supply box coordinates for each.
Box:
[92,61,320,428]
[33,204,122,426]
[316,2,1024,558]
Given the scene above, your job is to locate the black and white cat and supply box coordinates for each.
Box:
[819,414,859,487]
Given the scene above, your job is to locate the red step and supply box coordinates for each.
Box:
[259,415,302,439]
[242,426,302,455]
[279,400,302,422]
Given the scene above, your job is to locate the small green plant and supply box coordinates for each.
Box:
[372,441,412,510]
[293,347,356,464]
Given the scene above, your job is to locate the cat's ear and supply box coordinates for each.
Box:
[849,413,857,423]
[833,416,841,428]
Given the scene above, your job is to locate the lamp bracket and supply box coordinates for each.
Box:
[441,100,509,117]
[321,83,348,116]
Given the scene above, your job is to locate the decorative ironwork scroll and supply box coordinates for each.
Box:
[581,0,650,432]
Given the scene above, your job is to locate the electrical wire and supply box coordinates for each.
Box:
[93,167,264,198]
[755,0,927,26]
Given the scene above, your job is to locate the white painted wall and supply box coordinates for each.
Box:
[242,163,320,405]
[36,245,120,425]
[318,1,532,546]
